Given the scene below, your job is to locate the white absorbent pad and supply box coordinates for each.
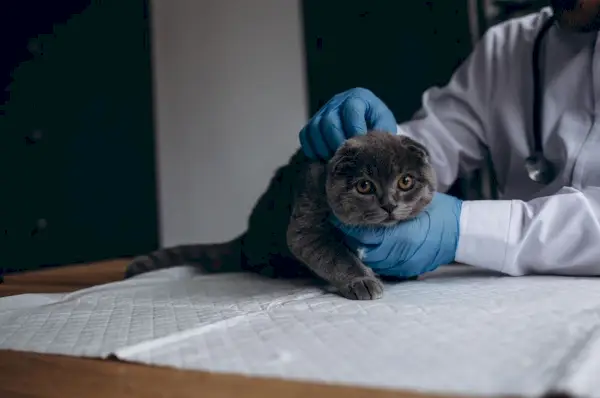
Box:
[1,265,600,398]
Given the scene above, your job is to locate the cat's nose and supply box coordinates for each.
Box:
[381,204,397,214]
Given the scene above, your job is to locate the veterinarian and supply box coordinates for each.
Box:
[299,0,600,278]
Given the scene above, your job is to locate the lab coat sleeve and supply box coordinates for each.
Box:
[397,26,502,192]
[456,186,600,276]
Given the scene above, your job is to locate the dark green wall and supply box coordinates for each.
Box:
[301,1,473,122]
[1,0,158,274]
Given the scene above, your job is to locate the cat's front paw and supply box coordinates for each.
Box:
[339,276,384,300]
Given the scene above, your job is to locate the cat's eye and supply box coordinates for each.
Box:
[397,175,415,191]
[355,180,375,195]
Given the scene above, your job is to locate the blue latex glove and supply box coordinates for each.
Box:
[299,87,397,160]
[331,193,463,279]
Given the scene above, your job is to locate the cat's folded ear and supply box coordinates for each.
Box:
[328,139,362,174]
[398,136,430,161]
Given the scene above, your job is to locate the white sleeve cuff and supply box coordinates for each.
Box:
[455,200,514,274]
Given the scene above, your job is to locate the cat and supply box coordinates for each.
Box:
[125,131,436,300]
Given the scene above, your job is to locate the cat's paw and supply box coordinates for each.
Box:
[339,276,384,300]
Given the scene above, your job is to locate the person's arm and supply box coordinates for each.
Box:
[397,26,502,192]
[398,17,600,276]
[332,14,600,278]
[457,186,600,276]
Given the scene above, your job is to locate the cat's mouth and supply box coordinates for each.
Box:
[378,215,403,226]
[379,211,418,226]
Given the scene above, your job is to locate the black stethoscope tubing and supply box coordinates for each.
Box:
[526,15,557,184]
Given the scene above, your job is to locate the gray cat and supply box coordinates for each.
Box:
[125,131,436,300]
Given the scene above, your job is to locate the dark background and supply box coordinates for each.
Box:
[1,0,158,274]
[301,1,474,122]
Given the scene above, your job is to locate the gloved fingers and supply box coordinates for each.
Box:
[340,96,369,138]
[419,192,453,217]
[319,112,346,157]
[357,215,428,262]
[300,88,392,160]
[357,243,395,263]
[299,93,341,160]
[368,111,397,134]
[364,239,426,276]
[299,126,317,159]
[379,244,437,277]
[341,89,395,134]
[300,88,396,161]
[341,225,387,246]
[368,104,397,134]
[328,215,382,244]
[305,116,332,160]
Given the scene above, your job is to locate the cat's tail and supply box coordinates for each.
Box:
[124,234,245,279]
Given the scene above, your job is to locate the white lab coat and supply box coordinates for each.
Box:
[398,7,600,276]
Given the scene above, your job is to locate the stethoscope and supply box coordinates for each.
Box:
[525,15,558,184]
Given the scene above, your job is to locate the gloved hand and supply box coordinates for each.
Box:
[299,87,397,160]
[331,192,463,279]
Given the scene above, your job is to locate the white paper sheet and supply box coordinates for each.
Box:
[1,265,600,397]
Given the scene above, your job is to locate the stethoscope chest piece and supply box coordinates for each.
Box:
[525,152,555,184]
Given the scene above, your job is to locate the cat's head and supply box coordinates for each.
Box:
[325,131,436,227]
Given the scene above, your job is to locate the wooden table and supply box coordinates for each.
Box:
[0,259,467,398]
